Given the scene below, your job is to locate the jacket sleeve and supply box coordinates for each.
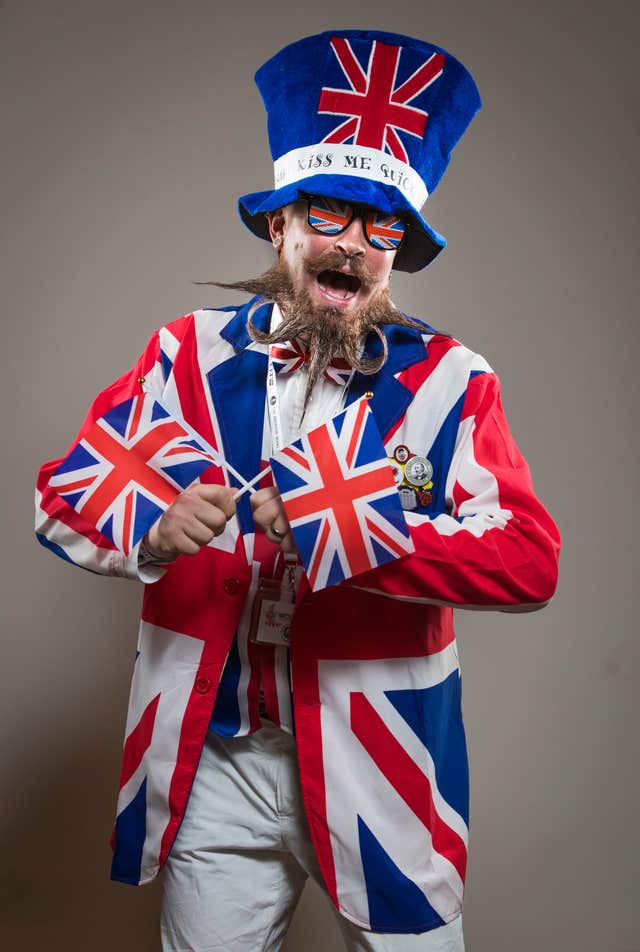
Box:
[351,369,561,611]
[34,329,168,581]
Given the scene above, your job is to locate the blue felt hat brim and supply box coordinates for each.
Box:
[238,174,446,273]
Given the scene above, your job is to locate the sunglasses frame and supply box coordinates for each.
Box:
[302,195,409,252]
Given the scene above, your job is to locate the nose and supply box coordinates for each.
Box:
[334,216,367,258]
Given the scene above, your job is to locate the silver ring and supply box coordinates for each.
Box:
[269,522,286,541]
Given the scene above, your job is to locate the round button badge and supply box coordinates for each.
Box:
[393,444,410,464]
[404,456,433,487]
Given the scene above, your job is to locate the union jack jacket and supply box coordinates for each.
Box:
[35,299,560,934]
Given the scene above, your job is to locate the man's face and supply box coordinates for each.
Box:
[219,196,423,413]
[268,199,396,316]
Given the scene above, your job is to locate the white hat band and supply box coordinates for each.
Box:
[273,143,429,212]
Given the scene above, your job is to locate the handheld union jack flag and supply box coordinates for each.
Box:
[270,398,414,591]
[319,36,445,163]
[49,394,219,555]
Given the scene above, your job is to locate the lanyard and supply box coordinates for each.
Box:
[264,359,304,606]
[266,354,286,453]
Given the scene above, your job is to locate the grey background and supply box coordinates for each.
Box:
[2,1,638,950]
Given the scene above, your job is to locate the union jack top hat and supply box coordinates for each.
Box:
[238,30,481,272]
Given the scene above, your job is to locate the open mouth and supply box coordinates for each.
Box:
[316,269,362,302]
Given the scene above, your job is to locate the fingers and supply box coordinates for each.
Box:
[144,481,299,560]
[145,483,237,559]
[250,486,290,534]
[192,484,237,520]
[277,532,298,555]
[250,486,281,509]
[250,486,297,553]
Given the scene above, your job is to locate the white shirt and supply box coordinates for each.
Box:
[268,303,352,451]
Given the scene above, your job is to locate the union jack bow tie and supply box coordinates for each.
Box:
[270,340,353,386]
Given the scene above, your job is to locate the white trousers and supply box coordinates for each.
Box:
[161,722,465,952]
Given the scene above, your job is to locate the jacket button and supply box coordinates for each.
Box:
[195,676,211,694]
[223,576,241,595]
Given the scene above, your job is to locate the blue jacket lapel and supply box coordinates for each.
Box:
[346,322,429,440]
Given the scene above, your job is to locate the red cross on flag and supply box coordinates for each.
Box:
[318,37,445,163]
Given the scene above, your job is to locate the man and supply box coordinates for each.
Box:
[35,30,560,952]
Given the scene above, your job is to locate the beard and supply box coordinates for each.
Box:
[198,249,425,417]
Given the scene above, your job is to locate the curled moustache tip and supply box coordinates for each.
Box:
[357,326,388,376]
[246,298,278,341]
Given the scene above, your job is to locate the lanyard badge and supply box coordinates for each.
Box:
[248,555,301,646]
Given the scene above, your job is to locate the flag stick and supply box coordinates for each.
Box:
[140,379,255,493]
[232,464,272,501]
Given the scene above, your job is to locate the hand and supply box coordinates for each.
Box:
[250,486,298,554]
[144,484,236,559]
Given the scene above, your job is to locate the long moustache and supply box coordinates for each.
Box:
[195,250,372,299]
[195,254,425,340]
[194,255,428,407]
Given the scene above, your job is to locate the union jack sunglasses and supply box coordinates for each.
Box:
[304,195,408,251]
